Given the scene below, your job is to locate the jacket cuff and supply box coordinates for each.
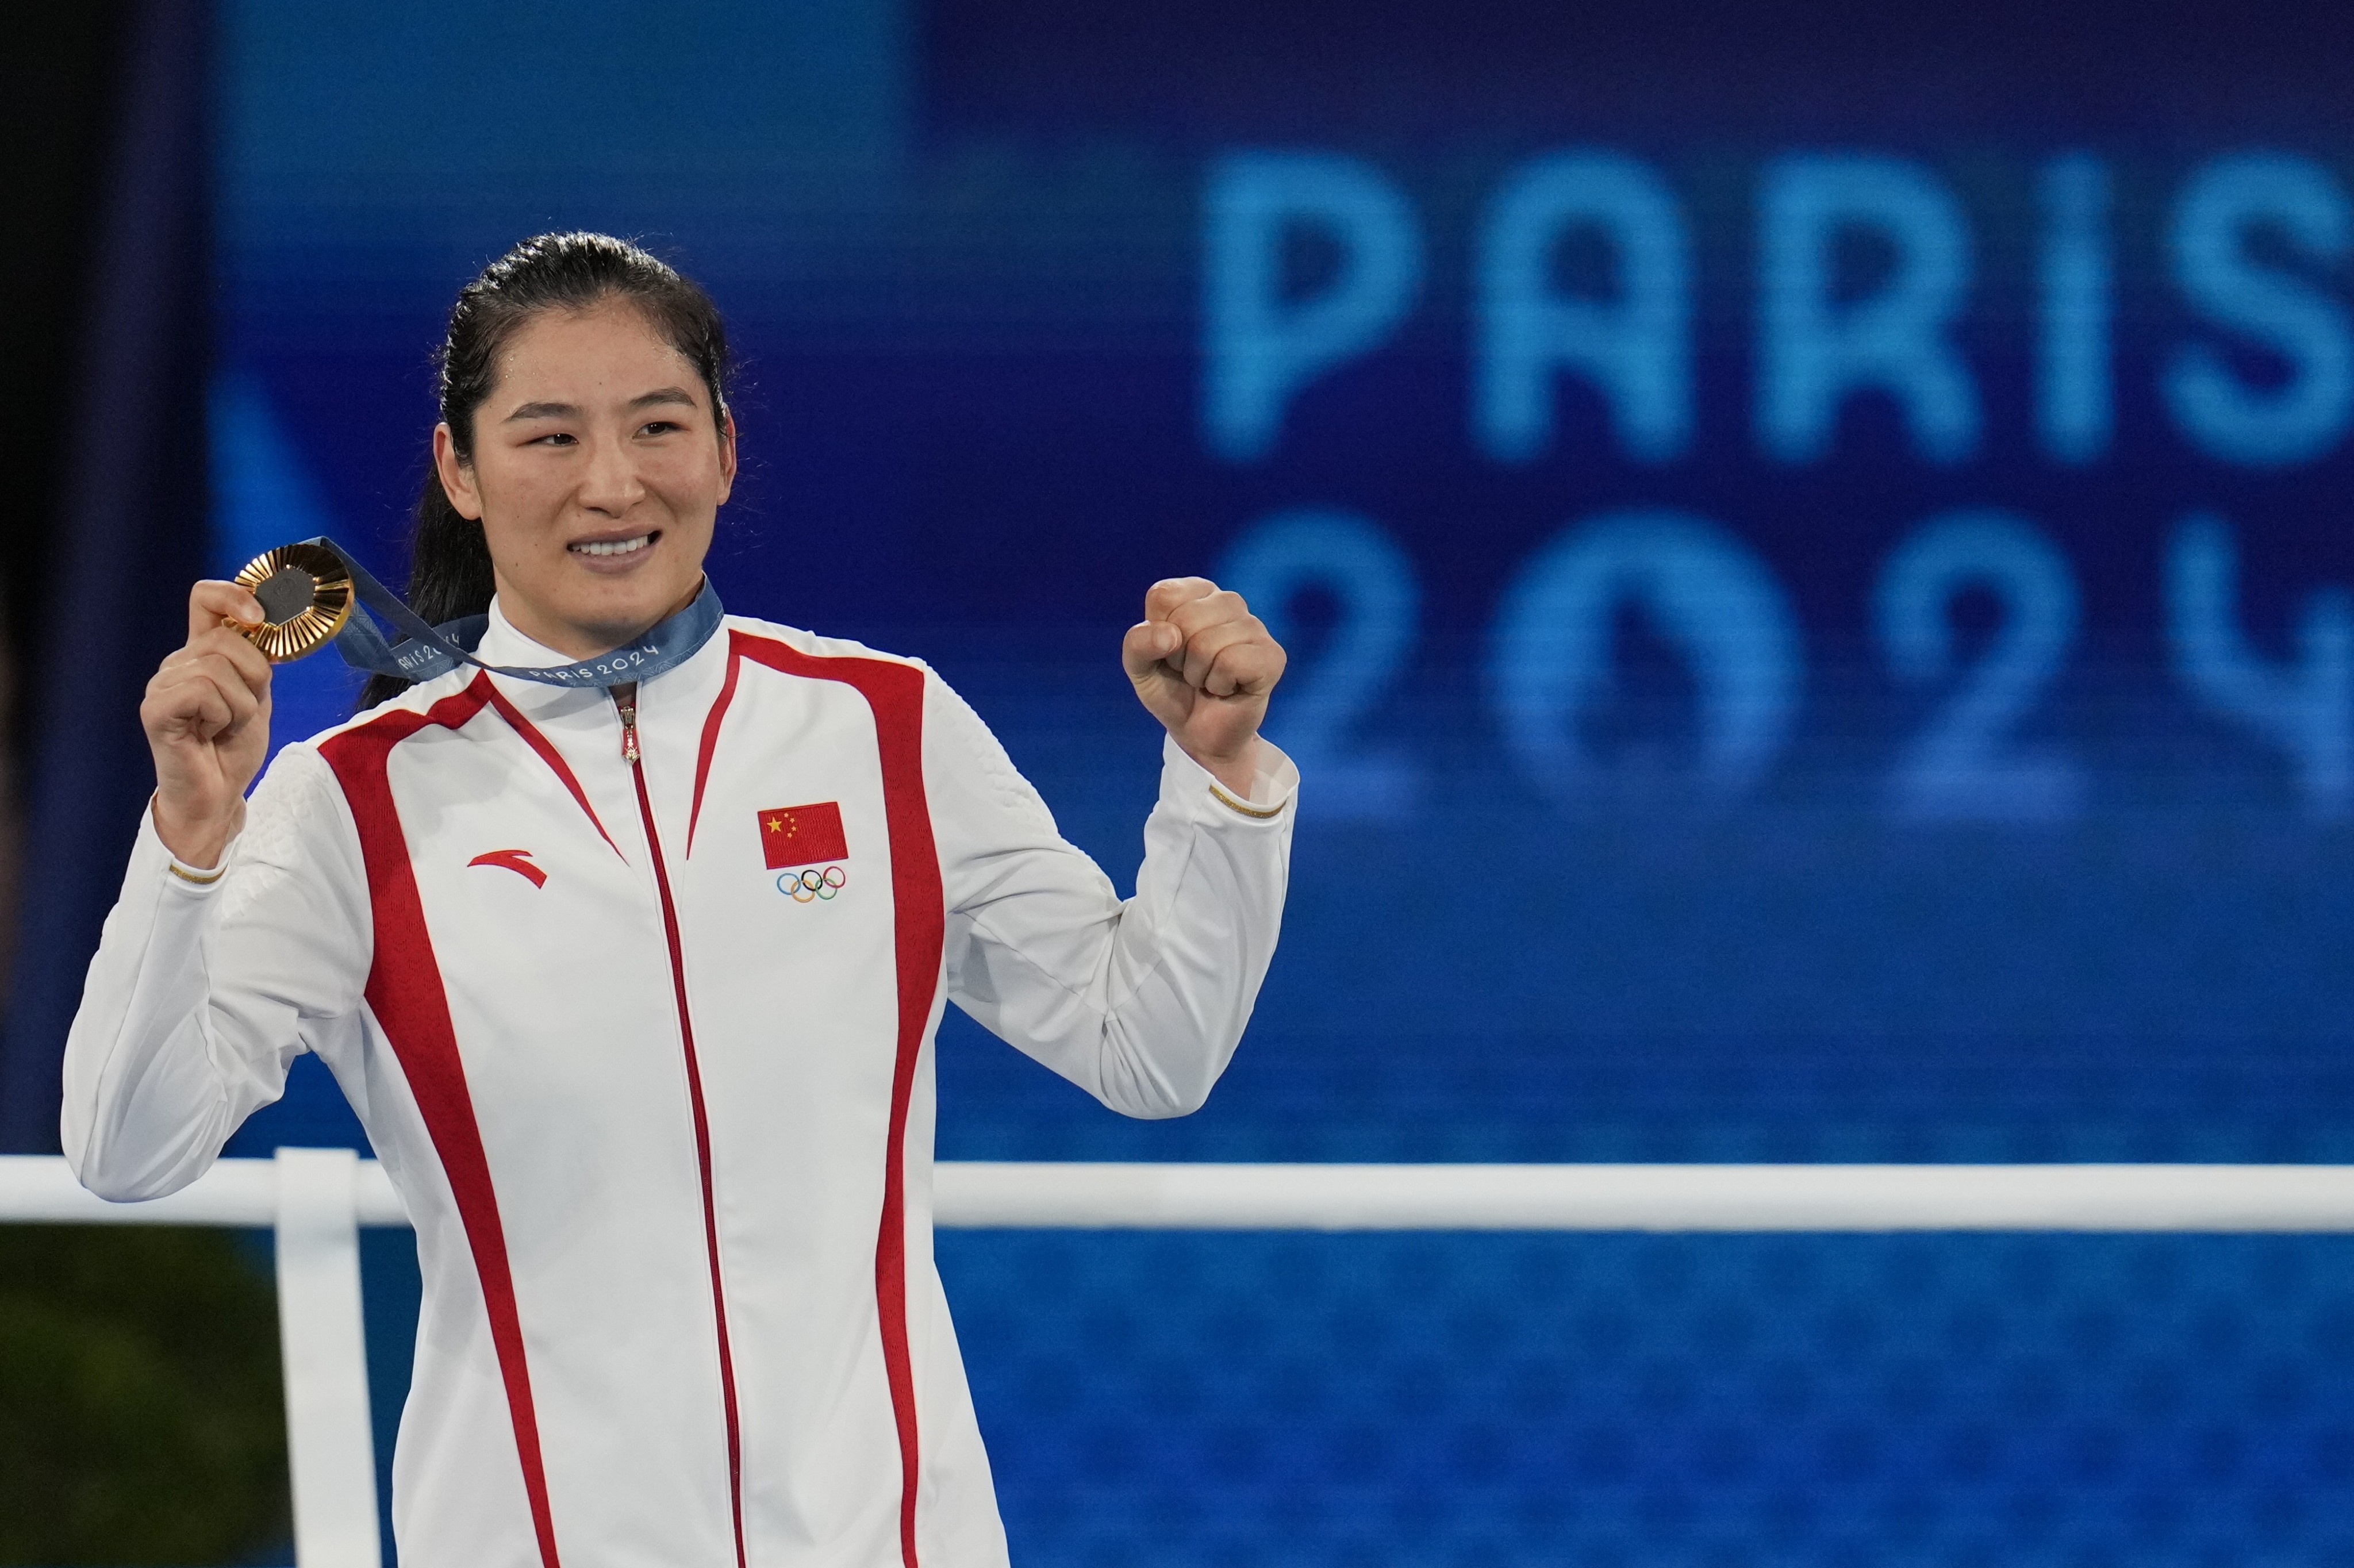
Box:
[1161,735,1299,824]
[135,800,236,895]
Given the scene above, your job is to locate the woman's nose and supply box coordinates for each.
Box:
[577,436,647,513]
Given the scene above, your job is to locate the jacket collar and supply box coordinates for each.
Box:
[473,595,731,718]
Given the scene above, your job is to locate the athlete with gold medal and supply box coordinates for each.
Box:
[68,233,1294,1568]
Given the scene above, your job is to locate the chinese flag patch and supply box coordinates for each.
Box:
[758,801,849,869]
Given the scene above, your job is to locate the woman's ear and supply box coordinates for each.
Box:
[433,423,485,520]
[716,408,738,505]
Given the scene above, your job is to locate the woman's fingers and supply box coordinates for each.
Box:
[1124,578,1287,783]
[185,624,275,697]
[1204,636,1286,699]
[159,584,275,738]
[1142,577,1220,625]
[1120,618,1184,683]
[1162,587,1249,642]
[152,674,235,740]
[146,581,278,867]
[160,630,270,681]
[189,652,264,729]
[144,675,235,744]
[186,579,266,643]
[145,656,262,742]
[1178,617,1258,690]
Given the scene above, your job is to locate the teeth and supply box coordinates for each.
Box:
[572,535,652,557]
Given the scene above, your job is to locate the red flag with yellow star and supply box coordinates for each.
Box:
[757,802,849,869]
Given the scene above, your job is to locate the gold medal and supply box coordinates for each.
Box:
[226,542,354,663]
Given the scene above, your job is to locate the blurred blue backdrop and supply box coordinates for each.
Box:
[194,0,2354,1561]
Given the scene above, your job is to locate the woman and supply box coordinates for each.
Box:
[64,233,1293,1567]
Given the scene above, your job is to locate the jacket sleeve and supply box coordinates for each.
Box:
[61,743,373,1200]
[924,668,1296,1118]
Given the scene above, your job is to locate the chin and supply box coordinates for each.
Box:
[569,584,690,639]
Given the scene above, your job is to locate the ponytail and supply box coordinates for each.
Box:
[357,232,732,709]
[355,471,497,710]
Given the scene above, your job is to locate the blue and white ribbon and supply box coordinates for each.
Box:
[304,536,726,689]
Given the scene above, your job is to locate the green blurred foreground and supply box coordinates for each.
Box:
[0,1227,285,1562]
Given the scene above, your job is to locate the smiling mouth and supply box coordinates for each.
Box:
[570,532,658,559]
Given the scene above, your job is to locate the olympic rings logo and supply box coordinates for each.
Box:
[778,865,848,903]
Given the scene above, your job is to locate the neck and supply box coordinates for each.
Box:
[500,577,705,662]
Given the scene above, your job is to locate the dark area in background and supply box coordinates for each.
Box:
[0,2,123,1007]
[925,0,2354,139]
[2,0,214,1155]
[0,1227,285,1565]
[0,8,290,1566]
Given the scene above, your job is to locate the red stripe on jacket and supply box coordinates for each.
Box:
[319,674,566,1568]
[695,630,944,1568]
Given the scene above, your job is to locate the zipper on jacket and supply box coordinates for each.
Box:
[609,682,748,1568]
[613,690,641,762]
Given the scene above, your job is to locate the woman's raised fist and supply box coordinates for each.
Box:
[1120,577,1286,795]
[139,580,274,868]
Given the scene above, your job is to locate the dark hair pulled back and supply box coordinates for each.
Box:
[358,232,733,708]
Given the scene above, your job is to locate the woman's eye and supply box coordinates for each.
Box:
[532,431,577,447]
[639,420,680,437]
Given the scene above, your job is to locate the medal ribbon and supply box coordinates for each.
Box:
[303,536,727,690]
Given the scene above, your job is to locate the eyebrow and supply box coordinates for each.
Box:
[502,387,699,422]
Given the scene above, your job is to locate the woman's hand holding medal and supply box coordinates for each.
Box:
[141,581,275,868]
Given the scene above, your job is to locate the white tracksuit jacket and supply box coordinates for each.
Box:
[62,604,1296,1568]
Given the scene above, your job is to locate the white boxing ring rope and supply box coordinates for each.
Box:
[13,1153,2354,1567]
